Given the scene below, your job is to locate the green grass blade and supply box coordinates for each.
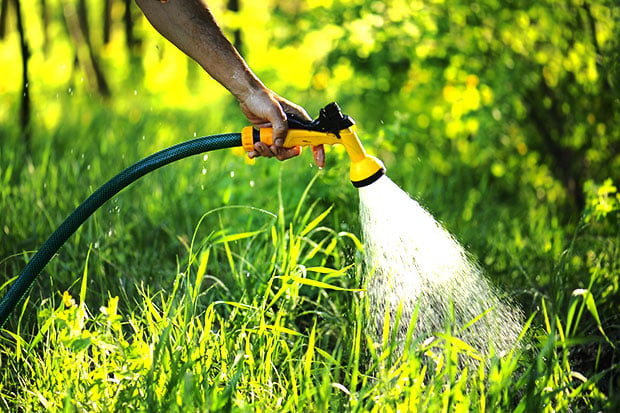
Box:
[300,206,333,237]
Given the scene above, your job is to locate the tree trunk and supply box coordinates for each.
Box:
[39,0,49,53]
[13,0,31,149]
[0,0,9,39]
[123,0,134,51]
[103,0,112,44]
[227,0,242,55]
[63,0,110,97]
[526,85,584,211]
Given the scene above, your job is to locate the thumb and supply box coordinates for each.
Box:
[270,107,288,147]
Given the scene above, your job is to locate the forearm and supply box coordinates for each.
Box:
[135,0,263,101]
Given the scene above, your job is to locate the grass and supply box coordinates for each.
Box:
[1,86,619,411]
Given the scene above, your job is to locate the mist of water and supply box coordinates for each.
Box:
[359,175,523,363]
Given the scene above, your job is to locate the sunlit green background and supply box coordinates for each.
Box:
[1,0,619,410]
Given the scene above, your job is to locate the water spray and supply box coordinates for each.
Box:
[0,102,384,327]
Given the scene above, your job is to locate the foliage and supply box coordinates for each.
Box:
[1,0,619,411]
[584,178,620,223]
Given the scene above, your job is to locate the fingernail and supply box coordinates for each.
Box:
[275,138,283,147]
[248,152,255,158]
[315,155,325,169]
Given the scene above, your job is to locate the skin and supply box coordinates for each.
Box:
[135,0,325,167]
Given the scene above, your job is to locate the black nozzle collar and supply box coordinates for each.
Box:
[286,102,354,138]
[351,168,386,188]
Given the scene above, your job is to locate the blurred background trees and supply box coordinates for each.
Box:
[2,0,617,211]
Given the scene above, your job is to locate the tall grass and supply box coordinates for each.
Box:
[0,171,616,411]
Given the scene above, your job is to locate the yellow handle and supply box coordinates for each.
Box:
[242,125,366,158]
[242,126,341,151]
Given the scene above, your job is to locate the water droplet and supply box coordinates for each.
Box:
[87,164,91,170]
[193,132,197,137]
[249,180,255,187]
[94,241,99,249]
[203,154,208,161]
[201,184,204,190]
[81,153,85,159]
[142,136,146,140]
[134,90,138,95]
[202,168,207,175]
[230,171,235,178]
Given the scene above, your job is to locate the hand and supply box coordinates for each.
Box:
[240,88,325,168]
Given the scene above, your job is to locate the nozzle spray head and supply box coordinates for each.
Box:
[349,155,385,188]
[241,102,385,187]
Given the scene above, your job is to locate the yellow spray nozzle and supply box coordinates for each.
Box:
[241,102,385,187]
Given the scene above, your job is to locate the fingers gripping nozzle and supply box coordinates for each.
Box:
[241,102,385,187]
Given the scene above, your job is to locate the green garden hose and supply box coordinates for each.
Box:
[0,102,384,329]
[0,133,242,327]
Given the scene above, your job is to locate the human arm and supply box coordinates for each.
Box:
[134,0,325,166]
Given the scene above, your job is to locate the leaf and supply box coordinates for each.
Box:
[573,289,615,348]
[271,225,278,247]
[435,333,483,361]
[263,323,302,337]
[459,306,493,333]
[71,337,92,352]
[300,205,333,237]
[338,231,364,252]
[214,230,262,244]
[542,298,551,334]
[196,250,209,280]
[305,264,354,283]
[289,276,362,292]
[193,250,210,303]
[213,301,256,311]
[80,245,92,308]
[305,320,317,379]
[27,316,54,352]
[293,172,321,223]
[315,347,340,367]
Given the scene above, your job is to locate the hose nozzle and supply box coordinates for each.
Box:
[242,102,385,187]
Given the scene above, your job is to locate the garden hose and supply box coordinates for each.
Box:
[0,133,242,327]
[0,102,384,328]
